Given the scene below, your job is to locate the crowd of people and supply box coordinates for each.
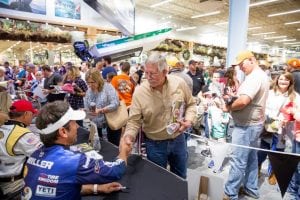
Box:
[0,51,300,199]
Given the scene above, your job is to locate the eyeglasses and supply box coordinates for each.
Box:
[87,81,96,84]
[145,72,160,77]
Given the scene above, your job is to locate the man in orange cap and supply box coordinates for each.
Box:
[287,58,300,94]
[223,50,270,199]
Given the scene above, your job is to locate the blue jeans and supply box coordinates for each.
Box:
[257,137,284,175]
[224,124,263,200]
[145,133,188,179]
[287,140,300,199]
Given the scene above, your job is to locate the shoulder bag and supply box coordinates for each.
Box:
[105,101,129,130]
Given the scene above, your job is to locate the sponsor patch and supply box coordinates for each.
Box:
[35,185,56,197]
[38,173,59,186]
[26,137,38,145]
[27,157,54,169]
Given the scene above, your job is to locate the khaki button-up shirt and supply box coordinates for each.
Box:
[125,75,196,140]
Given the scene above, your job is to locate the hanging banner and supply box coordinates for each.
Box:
[268,152,300,197]
[0,0,46,15]
[84,0,135,36]
[55,0,81,20]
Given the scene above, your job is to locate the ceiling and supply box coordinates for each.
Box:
[135,0,300,48]
[0,0,299,57]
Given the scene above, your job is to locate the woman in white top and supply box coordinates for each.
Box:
[258,72,300,185]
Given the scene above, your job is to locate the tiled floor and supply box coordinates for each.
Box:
[186,134,288,200]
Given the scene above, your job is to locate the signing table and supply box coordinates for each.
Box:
[82,140,188,200]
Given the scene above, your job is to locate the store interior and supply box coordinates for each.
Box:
[0,1,300,199]
[0,0,299,67]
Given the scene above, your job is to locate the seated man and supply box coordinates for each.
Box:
[22,101,132,199]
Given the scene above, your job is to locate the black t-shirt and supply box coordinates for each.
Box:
[44,73,65,102]
[187,71,205,96]
[136,69,144,84]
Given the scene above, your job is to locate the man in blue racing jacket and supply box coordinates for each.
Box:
[22,101,132,199]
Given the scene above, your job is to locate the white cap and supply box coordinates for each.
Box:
[40,107,86,135]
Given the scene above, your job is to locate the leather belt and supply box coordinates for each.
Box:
[0,174,23,182]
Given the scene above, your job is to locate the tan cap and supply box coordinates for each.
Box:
[233,50,254,65]
[167,56,179,68]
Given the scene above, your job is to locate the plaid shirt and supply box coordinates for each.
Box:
[67,77,88,110]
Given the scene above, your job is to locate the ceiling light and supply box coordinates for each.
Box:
[264,36,287,40]
[268,9,300,17]
[252,32,276,36]
[215,21,228,25]
[285,21,300,25]
[176,26,197,31]
[284,42,300,45]
[275,39,296,43]
[297,28,300,31]
[191,11,220,19]
[291,44,300,47]
[249,0,279,7]
[150,0,173,8]
[248,26,262,30]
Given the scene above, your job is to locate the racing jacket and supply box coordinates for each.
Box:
[22,145,126,200]
[0,120,41,179]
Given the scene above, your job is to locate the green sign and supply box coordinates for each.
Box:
[96,28,172,49]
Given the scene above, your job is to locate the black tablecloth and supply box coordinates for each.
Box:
[82,141,188,200]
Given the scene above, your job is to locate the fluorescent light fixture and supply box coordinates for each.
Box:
[264,36,287,40]
[191,11,220,19]
[248,26,262,30]
[252,32,276,36]
[285,21,300,25]
[215,21,228,25]
[249,0,279,7]
[176,26,197,31]
[291,44,300,47]
[284,42,300,45]
[150,0,173,8]
[297,28,300,31]
[275,39,296,42]
[268,9,300,17]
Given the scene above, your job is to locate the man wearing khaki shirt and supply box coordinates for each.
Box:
[123,53,196,178]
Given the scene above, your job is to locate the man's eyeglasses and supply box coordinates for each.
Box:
[145,72,160,77]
